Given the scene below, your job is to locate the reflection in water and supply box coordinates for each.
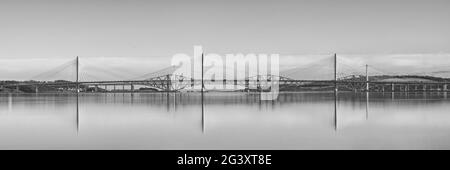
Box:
[366,92,369,120]
[76,93,79,133]
[0,92,450,149]
[8,93,12,113]
[334,91,338,131]
[201,92,205,133]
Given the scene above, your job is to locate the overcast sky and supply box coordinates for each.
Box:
[1,0,450,80]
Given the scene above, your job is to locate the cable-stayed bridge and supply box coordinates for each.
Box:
[1,54,450,93]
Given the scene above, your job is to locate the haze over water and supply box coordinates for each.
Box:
[0,92,449,150]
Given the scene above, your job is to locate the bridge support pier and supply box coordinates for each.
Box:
[245,79,249,93]
[94,85,98,92]
[423,85,426,91]
[16,85,19,93]
[444,84,448,91]
[113,85,116,93]
[166,75,171,92]
[35,86,39,93]
[222,79,226,90]
[391,83,395,92]
[131,84,134,92]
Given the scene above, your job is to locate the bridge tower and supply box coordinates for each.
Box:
[333,53,338,131]
[201,52,204,93]
[366,64,369,92]
[334,53,337,92]
[76,56,79,93]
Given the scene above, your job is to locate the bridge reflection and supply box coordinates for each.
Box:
[3,91,449,134]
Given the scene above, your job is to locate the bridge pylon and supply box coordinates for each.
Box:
[366,64,369,92]
[76,56,79,93]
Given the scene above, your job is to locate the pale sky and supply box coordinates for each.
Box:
[1,0,450,80]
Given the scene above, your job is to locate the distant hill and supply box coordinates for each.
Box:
[340,75,450,82]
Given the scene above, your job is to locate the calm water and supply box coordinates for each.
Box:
[0,92,450,150]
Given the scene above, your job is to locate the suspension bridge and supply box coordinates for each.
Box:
[1,54,450,93]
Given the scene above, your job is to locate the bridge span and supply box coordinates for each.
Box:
[1,77,449,93]
[1,55,450,93]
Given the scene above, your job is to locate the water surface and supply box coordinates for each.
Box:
[0,92,449,149]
